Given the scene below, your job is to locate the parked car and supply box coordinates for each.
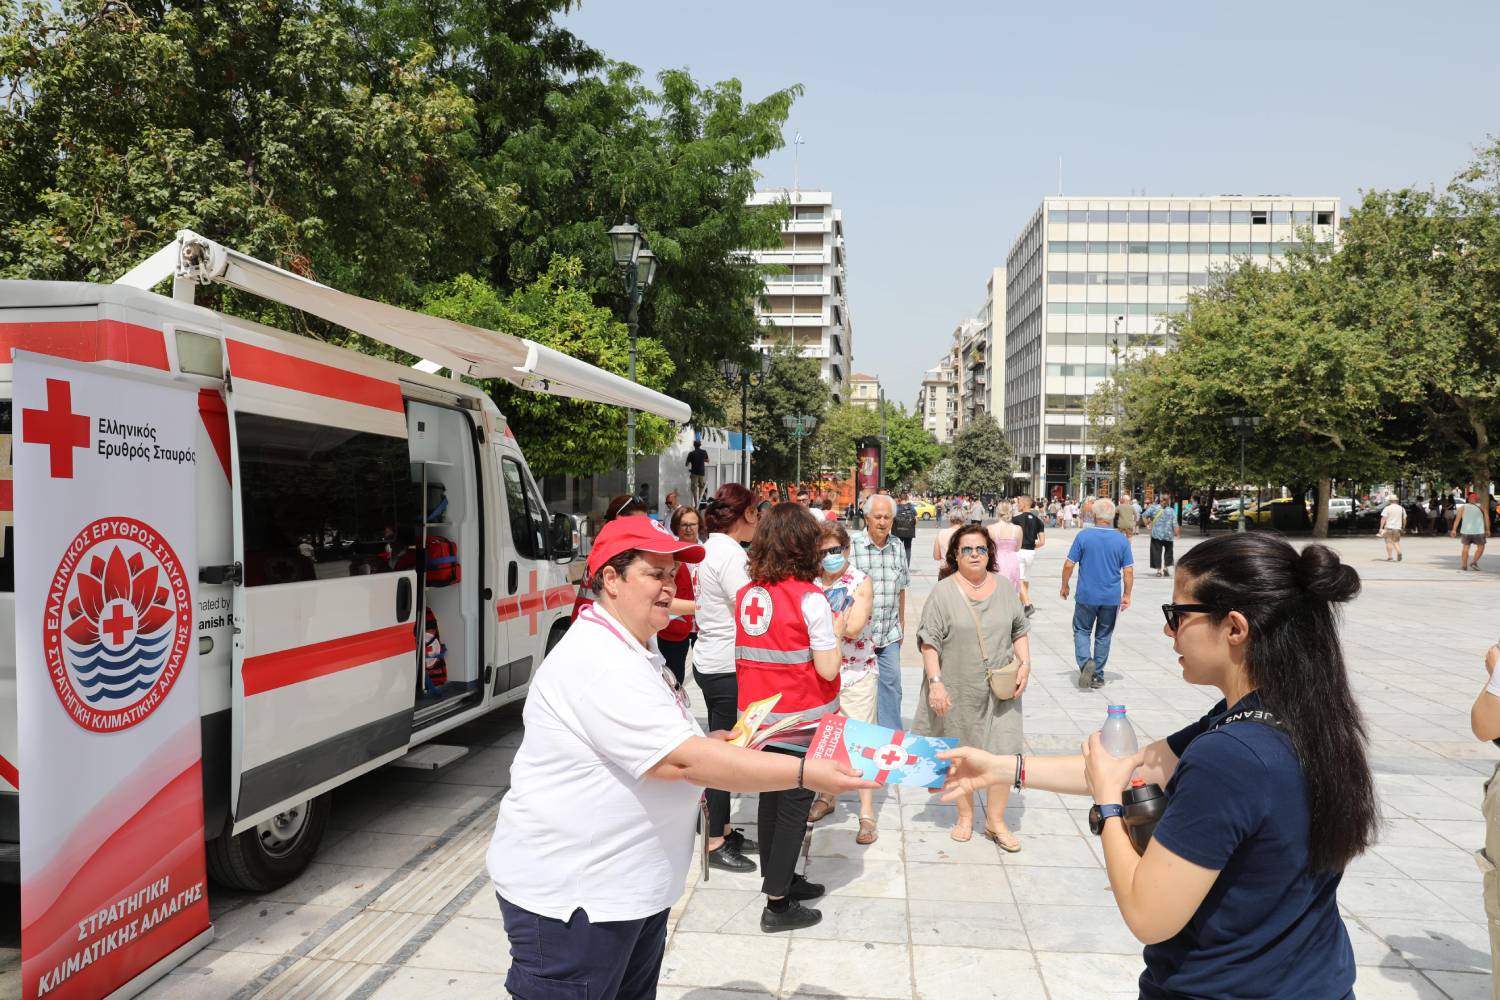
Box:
[1224,497,1306,528]
[913,499,937,520]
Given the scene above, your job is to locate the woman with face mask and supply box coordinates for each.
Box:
[807,521,879,842]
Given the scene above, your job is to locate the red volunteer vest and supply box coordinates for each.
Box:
[734,578,839,721]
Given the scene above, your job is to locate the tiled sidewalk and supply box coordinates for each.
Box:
[37,527,1496,998]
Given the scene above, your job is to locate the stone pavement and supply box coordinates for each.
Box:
[4,524,1492,999]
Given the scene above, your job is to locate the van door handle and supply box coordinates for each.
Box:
[396,577,413,622]
[508,562,518,594]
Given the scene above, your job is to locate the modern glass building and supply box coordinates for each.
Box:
[1002,196,1339,500]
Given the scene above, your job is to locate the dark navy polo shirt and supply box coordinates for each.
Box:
[1140,694,1354,1000]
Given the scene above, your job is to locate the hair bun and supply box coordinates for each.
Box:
[1298,544,1361,603]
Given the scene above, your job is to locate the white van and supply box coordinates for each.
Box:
[0,233,690,891]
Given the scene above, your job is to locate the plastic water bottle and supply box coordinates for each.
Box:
[1100,705,1139,757]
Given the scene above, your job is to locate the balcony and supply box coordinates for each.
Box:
[753,249,831,266]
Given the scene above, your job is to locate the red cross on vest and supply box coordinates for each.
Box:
[101,603,135,646]
[744,595,767,626]
[856,730,917,782]
[22,378,90,479]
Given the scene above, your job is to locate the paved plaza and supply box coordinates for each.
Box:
[4,523,1495,999]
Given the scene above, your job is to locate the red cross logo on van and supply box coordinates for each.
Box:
[22,378,90,479]
[739,586,772,637]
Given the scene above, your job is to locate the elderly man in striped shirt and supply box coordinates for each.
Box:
[850,494,910,729]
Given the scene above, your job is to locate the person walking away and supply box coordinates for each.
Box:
[735,503,845,931]
[851,494,910,730]
[985,500,1023,594]
[892,495,918,565]
[917,525,1030,849]
[1060,499,1134,689]
[692,484,762,872]
[658,506,702,686]
[1380,496,1407,562]
[1081,495,1096,526]
[1064,499,1079,529]
[487,517,870,1000]
[1149,492,1180,577]
[1468,642,1500,996]
[686,438,710,503]
[968,496,987,524]
[1011,495,1047,616]
[1453,492,1487,571]
[1048,498,1061,527]
[940,534,1377,1000]
[934,510,965,565]
[808,522,880,843]
[1115,492,1140,537]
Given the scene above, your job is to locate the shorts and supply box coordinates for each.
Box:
[1463,533,1488,546]
[1016,548,1036,582]
[838,670,879,724]
[1381,528,1403,542]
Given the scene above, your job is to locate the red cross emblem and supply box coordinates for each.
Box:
[744,597,766,625]
[856,731,917,782]
[739,586,772,637]
[22,378,90,479]
[100,603,135,647]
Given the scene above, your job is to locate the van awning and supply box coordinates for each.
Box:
[114,231,692,423]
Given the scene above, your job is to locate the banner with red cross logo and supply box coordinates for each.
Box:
[13,353,211,999]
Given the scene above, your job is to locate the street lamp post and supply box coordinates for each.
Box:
[719,353,771,486]
[1111,315,1124,496]
[607,220,658,492]
[782,413,818,490]
[1226,415,1262,532]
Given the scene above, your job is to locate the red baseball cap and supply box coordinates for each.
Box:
[587,517,705,576]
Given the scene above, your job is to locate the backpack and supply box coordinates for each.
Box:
[422,606,448,689]
[404,534,461,586]
[893,504,917,539]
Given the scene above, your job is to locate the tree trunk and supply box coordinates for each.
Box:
[1312,477,1331,538]
[1470,415,1493,536]
[1203,485,1216,537]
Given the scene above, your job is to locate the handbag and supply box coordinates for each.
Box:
[957,581,1022,701]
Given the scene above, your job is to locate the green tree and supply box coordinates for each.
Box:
[881,404,943,490]
[924,457,957,497]
[807,402,879,481]
[745,348,830,489]
[420,258,675,477]
[951,414,1012,498]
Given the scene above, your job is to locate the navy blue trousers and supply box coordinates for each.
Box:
[498,894,669,999]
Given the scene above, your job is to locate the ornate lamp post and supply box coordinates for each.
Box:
[782,413,818,491]
[1225,415,1262,532]
[719,353,771,485]
[607,220,658,491]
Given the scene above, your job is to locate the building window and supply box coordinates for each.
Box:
[1316,210,1334,226]
[1251,210,1268,225]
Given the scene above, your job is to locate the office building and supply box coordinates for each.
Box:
[1003,195,1340,499]
[848,372,881,410]
[917,360,959,443]
[747,190,855,402]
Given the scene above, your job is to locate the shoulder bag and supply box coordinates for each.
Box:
[956,580,1022,701]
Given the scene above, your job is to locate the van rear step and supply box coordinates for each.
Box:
[390,745,469,771]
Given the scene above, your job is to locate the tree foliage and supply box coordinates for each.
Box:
[744,348,830,487]
[808,401,941,492]
[950,413,1012,498]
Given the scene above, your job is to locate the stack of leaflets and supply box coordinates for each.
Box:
[807,713,957,788]
[728,694,820,750]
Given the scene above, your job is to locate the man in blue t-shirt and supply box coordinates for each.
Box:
[1060,497,1134,689]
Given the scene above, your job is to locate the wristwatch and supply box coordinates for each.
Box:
[1088,803,1124,835]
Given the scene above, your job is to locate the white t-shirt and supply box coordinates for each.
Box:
[487,605,703,921]
[801,590,839,652]
[693,533,751,674]
[1381,503,1406,530]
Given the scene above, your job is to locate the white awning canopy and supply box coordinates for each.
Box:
[114,230,691,423]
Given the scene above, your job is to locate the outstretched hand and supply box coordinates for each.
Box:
[801,757,879,796]
[935,746,1011,802]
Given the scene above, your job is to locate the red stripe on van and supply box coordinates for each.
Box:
[0,753,16,789]
[226,339,404,414]
[197,388,232,482]
[0,479,11,513]
[242,624,416,696]
[0,319,169,370]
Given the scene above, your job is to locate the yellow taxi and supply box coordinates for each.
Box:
[913,500,937,520]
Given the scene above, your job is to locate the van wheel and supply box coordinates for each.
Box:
[206,793,331,892]
[545,622,568,656]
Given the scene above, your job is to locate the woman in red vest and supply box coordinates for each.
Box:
[735,502,844,932]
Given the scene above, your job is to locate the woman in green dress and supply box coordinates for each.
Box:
[914,524,1031,849]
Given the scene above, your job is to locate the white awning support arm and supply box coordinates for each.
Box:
[112,231,692,424]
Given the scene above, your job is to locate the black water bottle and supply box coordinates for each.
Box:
[1122,778,1165,855]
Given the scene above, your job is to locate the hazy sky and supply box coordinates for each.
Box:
[561,1,1500,409]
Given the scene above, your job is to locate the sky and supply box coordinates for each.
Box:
[561,1,1500,410]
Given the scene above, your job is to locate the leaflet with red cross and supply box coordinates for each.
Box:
[807,714,956,788]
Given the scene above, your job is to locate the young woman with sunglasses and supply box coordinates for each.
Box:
[940,533,1377,999]
[916,524,1031,847]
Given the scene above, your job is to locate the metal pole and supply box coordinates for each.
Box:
[1237,429,1247,533]
[795,422,803,489]
[625,292,639,492]
[740,374,749,485]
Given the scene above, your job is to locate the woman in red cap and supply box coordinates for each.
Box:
[487,516,870,1000]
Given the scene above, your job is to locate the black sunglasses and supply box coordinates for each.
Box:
[1161,603,1228,631]
[818,545,843,556]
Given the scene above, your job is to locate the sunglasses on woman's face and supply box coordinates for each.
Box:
[1161,603,1226,631]
[819,545,843,557]
[959,545,989,557]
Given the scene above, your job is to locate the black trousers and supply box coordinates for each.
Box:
[693,668,738,835]
[1150,537,1175,570]
[659,636,690,687]
[757,745,814,898]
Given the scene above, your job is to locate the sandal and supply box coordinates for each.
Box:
[950,816,973,843]
[982,825,1022,853]
[807,798,835,824]
[856,816,878,846]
